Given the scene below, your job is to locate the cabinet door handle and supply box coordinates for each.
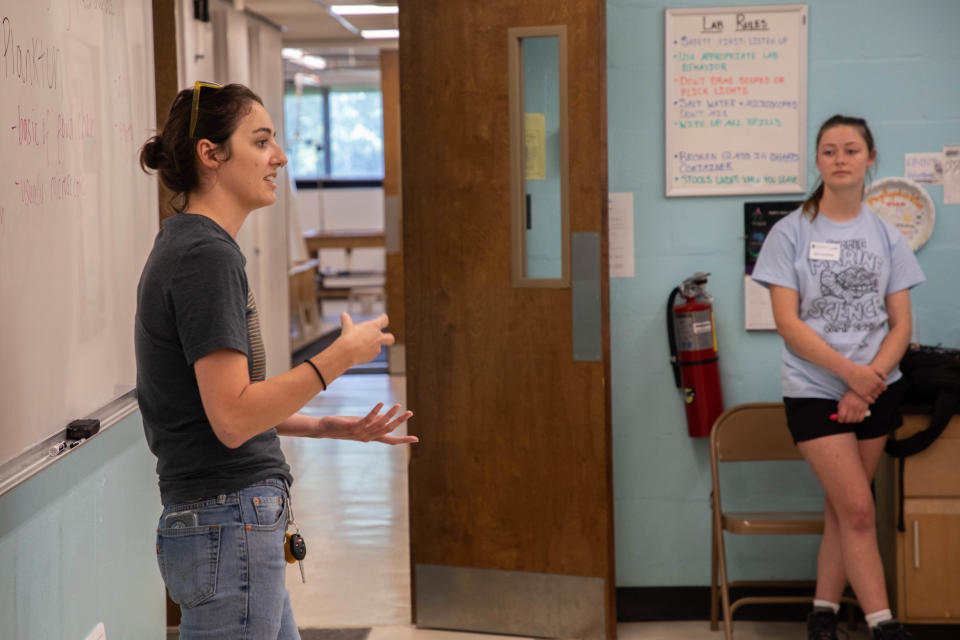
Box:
[912,520,920,570]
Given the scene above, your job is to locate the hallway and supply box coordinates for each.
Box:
[282,374,412,628]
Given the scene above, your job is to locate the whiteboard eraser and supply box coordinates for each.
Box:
[66,419,100,440]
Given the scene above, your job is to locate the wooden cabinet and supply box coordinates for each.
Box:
[876,414,960,624]
[289,259,324,352]
[902,510,960,619]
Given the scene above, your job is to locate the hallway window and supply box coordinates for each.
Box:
[284,87,384,181]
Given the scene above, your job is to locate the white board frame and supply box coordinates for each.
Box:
[665,4,808,197]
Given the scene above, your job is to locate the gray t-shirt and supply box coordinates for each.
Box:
[135,213,291,504]
[752,205,925,400]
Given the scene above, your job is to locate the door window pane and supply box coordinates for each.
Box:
[522,36,562,279]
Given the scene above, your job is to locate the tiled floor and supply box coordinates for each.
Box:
[278,373,852,639]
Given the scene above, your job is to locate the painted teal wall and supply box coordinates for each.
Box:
[0,413,165,639]
[608,0,960,586]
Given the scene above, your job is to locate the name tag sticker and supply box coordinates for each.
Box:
[809,242,841,261]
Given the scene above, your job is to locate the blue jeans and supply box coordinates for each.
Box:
[156,478,300,640]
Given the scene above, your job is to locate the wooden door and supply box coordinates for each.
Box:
[400,2,613,640]
[381,49,405,373]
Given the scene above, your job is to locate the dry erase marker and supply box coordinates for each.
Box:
[48,441,67,457]
[829,410,871,421]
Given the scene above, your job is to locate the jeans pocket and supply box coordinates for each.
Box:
[252,494,286,529]
[157,525,221,608]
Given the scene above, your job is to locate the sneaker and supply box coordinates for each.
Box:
[807,609,841,640]
[872,620,913,639]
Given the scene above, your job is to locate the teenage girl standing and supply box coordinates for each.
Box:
[137,82,417,639]
[752,115,923,640]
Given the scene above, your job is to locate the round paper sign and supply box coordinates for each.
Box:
[863,177,935,252]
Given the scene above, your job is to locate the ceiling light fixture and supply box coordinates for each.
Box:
[282,48,304,60]
[360,29,399,39]
[331,4,398,15]
[298,55,328,70]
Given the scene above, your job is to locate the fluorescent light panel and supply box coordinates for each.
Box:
[283,48,326,70]
[361,29,399,39]
[299,55,328,70]
[332,4,398,15]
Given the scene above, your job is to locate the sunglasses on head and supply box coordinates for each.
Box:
[189,81,224,139]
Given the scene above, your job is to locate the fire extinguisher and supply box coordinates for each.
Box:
[667,272,724,437]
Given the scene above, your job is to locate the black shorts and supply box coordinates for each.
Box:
[783,379,908,443]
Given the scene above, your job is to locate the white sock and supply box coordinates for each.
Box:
[813,599,840,614]
[865,609,893,628]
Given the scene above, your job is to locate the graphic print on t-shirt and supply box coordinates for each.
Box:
[247,289,266,382]
[805,238,885,334]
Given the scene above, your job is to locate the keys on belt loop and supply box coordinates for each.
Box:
[283,480,307,583]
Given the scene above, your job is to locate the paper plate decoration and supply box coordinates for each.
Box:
[863,177,935,252]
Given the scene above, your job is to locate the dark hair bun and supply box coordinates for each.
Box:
[139,136,168,171]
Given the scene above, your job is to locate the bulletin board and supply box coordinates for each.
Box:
[665,4,808,196]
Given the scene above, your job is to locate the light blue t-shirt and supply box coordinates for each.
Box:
[752,205,925,400]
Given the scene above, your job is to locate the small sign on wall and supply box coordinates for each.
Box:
[744,200,800,330]
[608,193,635,278]
[944,145,960,204]
[904,153,944,185]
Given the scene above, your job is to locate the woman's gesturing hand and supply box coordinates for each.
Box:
[318,403,417,445]
[337,313,396,366]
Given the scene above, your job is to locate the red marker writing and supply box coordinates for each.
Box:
[830,410,871,421]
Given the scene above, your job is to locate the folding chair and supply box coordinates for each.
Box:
[709,402,845,639]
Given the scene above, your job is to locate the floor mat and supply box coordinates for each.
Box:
[168,628,371,640]
[299,629,372,640]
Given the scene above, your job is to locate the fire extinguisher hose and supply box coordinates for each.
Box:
[667,286,682,388]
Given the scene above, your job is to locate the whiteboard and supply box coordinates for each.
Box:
[665,4,807,196]
[0,1,158,468]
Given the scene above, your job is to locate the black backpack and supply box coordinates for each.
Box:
[885,344,960,530]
